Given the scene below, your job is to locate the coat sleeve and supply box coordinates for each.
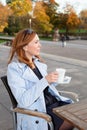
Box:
[7,62,49,108]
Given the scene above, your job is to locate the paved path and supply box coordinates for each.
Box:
[0,40,87,130]
[41,40,87,61]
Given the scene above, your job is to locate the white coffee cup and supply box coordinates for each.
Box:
[56,68,66,83]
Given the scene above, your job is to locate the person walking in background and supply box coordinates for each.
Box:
[61,34,66,47]
[7,28,73,130]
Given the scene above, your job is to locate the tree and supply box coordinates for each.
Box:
[6,0,12,4]
[0,3,12,32]
[6,0,60,35]
[63,4,80,34]
[6,0,53,34]
[33,1,53,33]
[44,0,59,28]
[4,16,23,35]
[8,0,32,16]
[5,0,33,34]
[79,10,87,29]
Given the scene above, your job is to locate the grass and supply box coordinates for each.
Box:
[40,37,53,41]
[0,39,7,44]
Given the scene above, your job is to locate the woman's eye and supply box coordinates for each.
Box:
[35,40,39,44]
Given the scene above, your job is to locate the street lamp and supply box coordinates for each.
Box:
[29,19,32,30]
[28,0,36,29]
[28,0,49,29]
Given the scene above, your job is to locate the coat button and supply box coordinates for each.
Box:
[35,109,38,111]
[35,120,39,124]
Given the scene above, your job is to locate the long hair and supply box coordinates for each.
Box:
[8,29,43,68]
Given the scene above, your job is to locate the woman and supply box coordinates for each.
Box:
[7,29,73,130]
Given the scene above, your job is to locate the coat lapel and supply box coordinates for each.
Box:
[17,60,47,82]
[22,67,39,82]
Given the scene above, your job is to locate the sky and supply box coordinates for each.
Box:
[0,0,6,5]
[55,0,87,14]
[0,0,87,14]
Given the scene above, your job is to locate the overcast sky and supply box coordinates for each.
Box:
[0,0,6,5]
[55,0,87,14]
[0,0,87,14]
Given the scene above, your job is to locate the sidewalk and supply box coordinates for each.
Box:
[0,44,87,130]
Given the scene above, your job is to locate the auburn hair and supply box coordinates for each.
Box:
[8,29,43,68]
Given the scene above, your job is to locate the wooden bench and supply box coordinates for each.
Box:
[53,99,87,130]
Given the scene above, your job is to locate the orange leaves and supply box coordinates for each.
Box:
[50,0,55,4]
[67,12,80,27]
[0,3,12,32]
[64,4,81,29]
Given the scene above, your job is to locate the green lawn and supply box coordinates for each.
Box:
[0,40,7,44]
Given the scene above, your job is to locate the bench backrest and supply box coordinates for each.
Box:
[1,75,17,108]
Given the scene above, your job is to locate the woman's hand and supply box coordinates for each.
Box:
[45,71,58,84]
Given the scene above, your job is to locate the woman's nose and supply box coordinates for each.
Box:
[38,42,41,47]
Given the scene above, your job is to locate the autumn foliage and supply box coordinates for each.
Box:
[0,0,85,35]
[0,3,12,32]
[8,0,32,16]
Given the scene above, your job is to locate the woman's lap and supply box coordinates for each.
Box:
[47,101,70,130]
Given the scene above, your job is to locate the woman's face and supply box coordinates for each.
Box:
[23,34,41,59]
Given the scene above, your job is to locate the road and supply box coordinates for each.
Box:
[41,40,87,61]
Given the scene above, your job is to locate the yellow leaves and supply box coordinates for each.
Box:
[34,2,49,22]
[0,22,8,32]
[9,0,32,16]
[30,1,52,32]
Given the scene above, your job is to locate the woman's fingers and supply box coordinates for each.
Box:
[45,71,58,83]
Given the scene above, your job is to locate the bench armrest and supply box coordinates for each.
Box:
[58,90,79,102]
[12,107,52,123]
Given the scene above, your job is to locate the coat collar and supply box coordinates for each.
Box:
[16,59,47,82]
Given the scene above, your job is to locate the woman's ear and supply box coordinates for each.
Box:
[23,45,28,51]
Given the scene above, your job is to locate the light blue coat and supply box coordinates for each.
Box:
[7,58,72,130]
